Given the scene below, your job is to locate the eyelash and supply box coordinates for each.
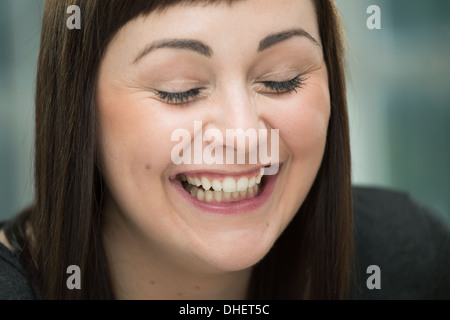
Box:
[155,75,306,105]
[259,75,306,94]
[156,88,202,104]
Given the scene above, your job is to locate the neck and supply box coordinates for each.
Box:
[102,208,252,300]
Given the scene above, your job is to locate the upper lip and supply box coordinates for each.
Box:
[169,164,278,180]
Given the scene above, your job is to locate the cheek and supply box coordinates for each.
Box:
[95,88,174,191]
[277,74,330,158]
[270,72,330,226]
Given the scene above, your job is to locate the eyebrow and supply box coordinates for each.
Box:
[133,28,320,64]
[258,28,321,51]
[133,39,212,63]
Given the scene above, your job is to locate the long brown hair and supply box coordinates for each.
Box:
[5,0,352,299]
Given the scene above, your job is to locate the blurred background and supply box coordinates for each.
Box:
[0,0,449,223]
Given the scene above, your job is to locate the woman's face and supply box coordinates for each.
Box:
[97,0,329,273]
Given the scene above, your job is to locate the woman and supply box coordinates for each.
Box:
[0,0,448,300]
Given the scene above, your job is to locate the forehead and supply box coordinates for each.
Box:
[109,0,320,57]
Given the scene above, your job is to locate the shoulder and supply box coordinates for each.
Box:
[0,229,36,300]
[351,186,450,299]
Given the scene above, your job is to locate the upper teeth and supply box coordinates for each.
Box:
[182,168,264,193]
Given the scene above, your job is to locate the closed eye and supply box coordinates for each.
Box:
[154,88,203,105]
[258,75,307,94]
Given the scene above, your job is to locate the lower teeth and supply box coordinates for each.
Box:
[183,183,260,203]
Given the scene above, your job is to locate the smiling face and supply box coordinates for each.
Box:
[97,0,330,277]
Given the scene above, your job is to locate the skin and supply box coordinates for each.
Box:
[96,0,330,299]
[0,231,12,250]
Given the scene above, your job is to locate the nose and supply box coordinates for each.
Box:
[218,83,262,133]
[207,80,268,165]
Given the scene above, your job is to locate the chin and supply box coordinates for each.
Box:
[193,229,277,273]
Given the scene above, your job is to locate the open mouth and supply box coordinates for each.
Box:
[177,167,267,204]
[170,164,281,215]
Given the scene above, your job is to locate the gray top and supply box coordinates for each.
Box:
[350,187,450,299]
[0,241,35,299]
[1,186,449,299]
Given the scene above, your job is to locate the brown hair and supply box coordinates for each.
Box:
[5,0,352,299]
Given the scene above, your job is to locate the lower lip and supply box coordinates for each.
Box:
[171,168,281,215]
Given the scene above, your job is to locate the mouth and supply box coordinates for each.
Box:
[170,164,281,214]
